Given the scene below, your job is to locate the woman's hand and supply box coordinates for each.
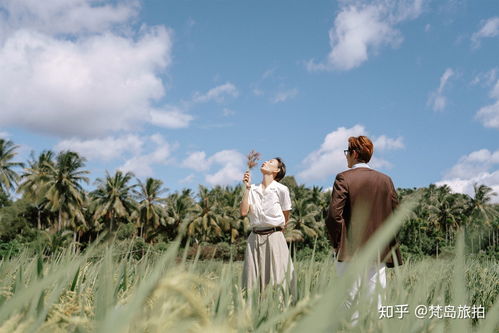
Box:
[243,171,251,189]
[240,172,251,216]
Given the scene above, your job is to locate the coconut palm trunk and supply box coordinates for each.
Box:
[58,208,62,232]
[37,208,41,230]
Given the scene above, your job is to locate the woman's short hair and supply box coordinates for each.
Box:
[348,136,374,163]
[274,157,286,182]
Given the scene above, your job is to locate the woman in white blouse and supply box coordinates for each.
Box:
[240,157,296,295]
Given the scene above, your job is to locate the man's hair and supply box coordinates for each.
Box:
[348,136,374,163]
[274,157,286,182]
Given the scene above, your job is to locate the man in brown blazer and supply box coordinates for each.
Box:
[325,136,402,313]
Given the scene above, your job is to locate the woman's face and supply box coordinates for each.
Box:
[260,159,279,176]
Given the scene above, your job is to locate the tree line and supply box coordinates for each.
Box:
[0,138,497,259]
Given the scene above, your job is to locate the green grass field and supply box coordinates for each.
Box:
[0,238,497,333]
[0,200,498,332]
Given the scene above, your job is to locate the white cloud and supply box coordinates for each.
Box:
[0,1,174,138]
[471,17,499,47]
[192,82,239,104]
[471,68,497,86]
[182,149,245,186]
[491,80,499,99]
[370,158,393,170]
[205,150,245,186]
[298,125,363,181]
[182,151,209,172]
[476,101,499,129]
[271,89,298,103]
[437,149,499,203]
[428,68,454,111]
[54,133,175,178]
[307,0,423,71]
[0,131,10,139]
[150,106,193,129]
[373,135,404,150]
[119,134,174,178]
[150,82,239,128]
[444,149,499,179]
[179,174,195,184]
[298,125,403,181]
[55,135,144,161]
[476,79,499,129]
[0,0,138,38]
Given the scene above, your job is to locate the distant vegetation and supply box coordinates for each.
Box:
[0,138,498,332]
[0,138,497,261]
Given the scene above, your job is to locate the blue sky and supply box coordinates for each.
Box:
[0,0,498,201]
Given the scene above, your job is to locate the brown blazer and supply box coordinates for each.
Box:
[325,167,403,267]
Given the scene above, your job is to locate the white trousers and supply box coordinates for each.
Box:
[335,261,386,323]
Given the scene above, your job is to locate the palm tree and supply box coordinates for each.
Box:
[165,189,195,240]
[0,139,24,195]
[18,150,55,196]
[214,185,249,244]
[18,150,55,229]
[466,183,498,251]
[426,185,464,245]
[285,195,322,244]
[467,183,497,224]
[132,177,168,241]
[44,151,89,232]
[91,170,136,232]
[188,186,223,242]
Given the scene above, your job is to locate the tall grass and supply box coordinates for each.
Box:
[0,199,497,332]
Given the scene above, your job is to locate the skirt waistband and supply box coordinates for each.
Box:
[252,226,283,235]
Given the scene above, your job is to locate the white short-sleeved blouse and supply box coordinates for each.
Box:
[248,180,292,228]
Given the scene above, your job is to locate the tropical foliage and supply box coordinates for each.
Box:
[0,139,497,261]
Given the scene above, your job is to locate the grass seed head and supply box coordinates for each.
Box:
[246,150,261,171]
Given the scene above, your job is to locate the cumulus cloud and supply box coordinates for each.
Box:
[437,149,499,203]
[205,150,246,186]
[374,135,404,150]
[476,79,499,129]
[307,0,424,71]
[54,133,174,178]
[55,134,144,161]
[428,68,454,111]
[0,0,138,37]
[298,125,404,181]
[0,0,175,138]
[119,134,174,178]
[150,106,193,129]
[271,89,298,103]
[182,151,209,172]
[182,149,245,186]
[471,17,499,48]
[192,83,239,104]
[476,102,499,129]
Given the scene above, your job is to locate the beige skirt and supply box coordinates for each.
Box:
[242,231,296,294]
